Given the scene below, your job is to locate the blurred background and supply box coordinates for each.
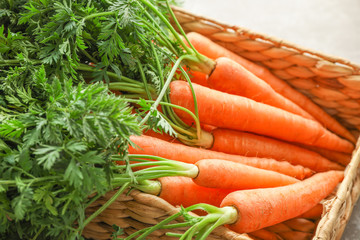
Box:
[182,0,360,239]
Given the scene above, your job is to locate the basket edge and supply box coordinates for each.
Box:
[171,6,360,72]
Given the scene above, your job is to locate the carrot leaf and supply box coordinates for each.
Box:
[137,98,177,137]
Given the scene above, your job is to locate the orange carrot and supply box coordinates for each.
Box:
[278,231,313,240]
[208,57,314,120]
[170,81,354,153]
[265,223,292,233]
[297,144,352,166]
[220,170,344,233]
[283,218,316,233]
[158,176,233,208]
[188,70,208,87]
[129,135,312,179]
[211,128,344,172]
[186,32,356,144]
[142,129,181,144]
[249,229,281,240]
[193,159,299,189]
[298,204,323,220]
[128,158,298,196]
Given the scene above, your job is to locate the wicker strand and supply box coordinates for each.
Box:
[313,142,360,240]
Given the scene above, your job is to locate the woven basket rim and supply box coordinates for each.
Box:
[171,6,360,72]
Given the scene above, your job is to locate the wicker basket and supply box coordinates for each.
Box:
[83,7,360,240]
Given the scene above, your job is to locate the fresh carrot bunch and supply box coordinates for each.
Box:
[116,30,354,239]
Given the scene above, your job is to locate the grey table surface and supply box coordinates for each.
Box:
[182,0,360,239]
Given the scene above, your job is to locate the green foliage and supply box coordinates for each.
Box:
[0,0,187,238]
[0,64,141,239]
[137,98,177,137]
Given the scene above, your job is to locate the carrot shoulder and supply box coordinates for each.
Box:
[186,32,356,144]
[208,57,314,120]
[211,128,344,172]
[129,135,312,179]
[220,170,344,233]
[170,80,354,153]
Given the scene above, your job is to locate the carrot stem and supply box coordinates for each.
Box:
[135,204,237,240]
[126,99,202,141]
[80,48,98,63]
[133,1,179,55]
[125,222,192,240]
[31,225,45,240]
[136,211,184,240]
[136,0,191,53]
[177,62,202,138]
[77,64,140,85]
[136,58,153,100]
[133,179,161,195]
[158,112,196,137]
[134,204,211,240]
[136,0,215,74]
[83,11,114,21]
[165,0,200,58]
[108,82,156,95]
[139,55,186,125]
[118,154,199,179]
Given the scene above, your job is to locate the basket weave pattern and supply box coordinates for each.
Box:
[83,190,252,240]
[84,7,360,240]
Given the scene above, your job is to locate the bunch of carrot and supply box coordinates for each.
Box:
[120,32,355,239]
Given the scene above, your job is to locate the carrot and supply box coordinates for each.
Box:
[188,70,208,87]
[211,128,344,172]
[249,229,281,240]
[156,177,234,208]
[208,57,314,120]
[265,223,292,233]
[143,129,181,144]
[220,170,344,233]
[278,231,313,240]
[298,204,323,220]
[297,144,352,166]
[283,218,316,233]
[129,135,313,179]
[126,156,299,190]
[170,80,354,153]
[193,159,299,189]
[186,32,357,144]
